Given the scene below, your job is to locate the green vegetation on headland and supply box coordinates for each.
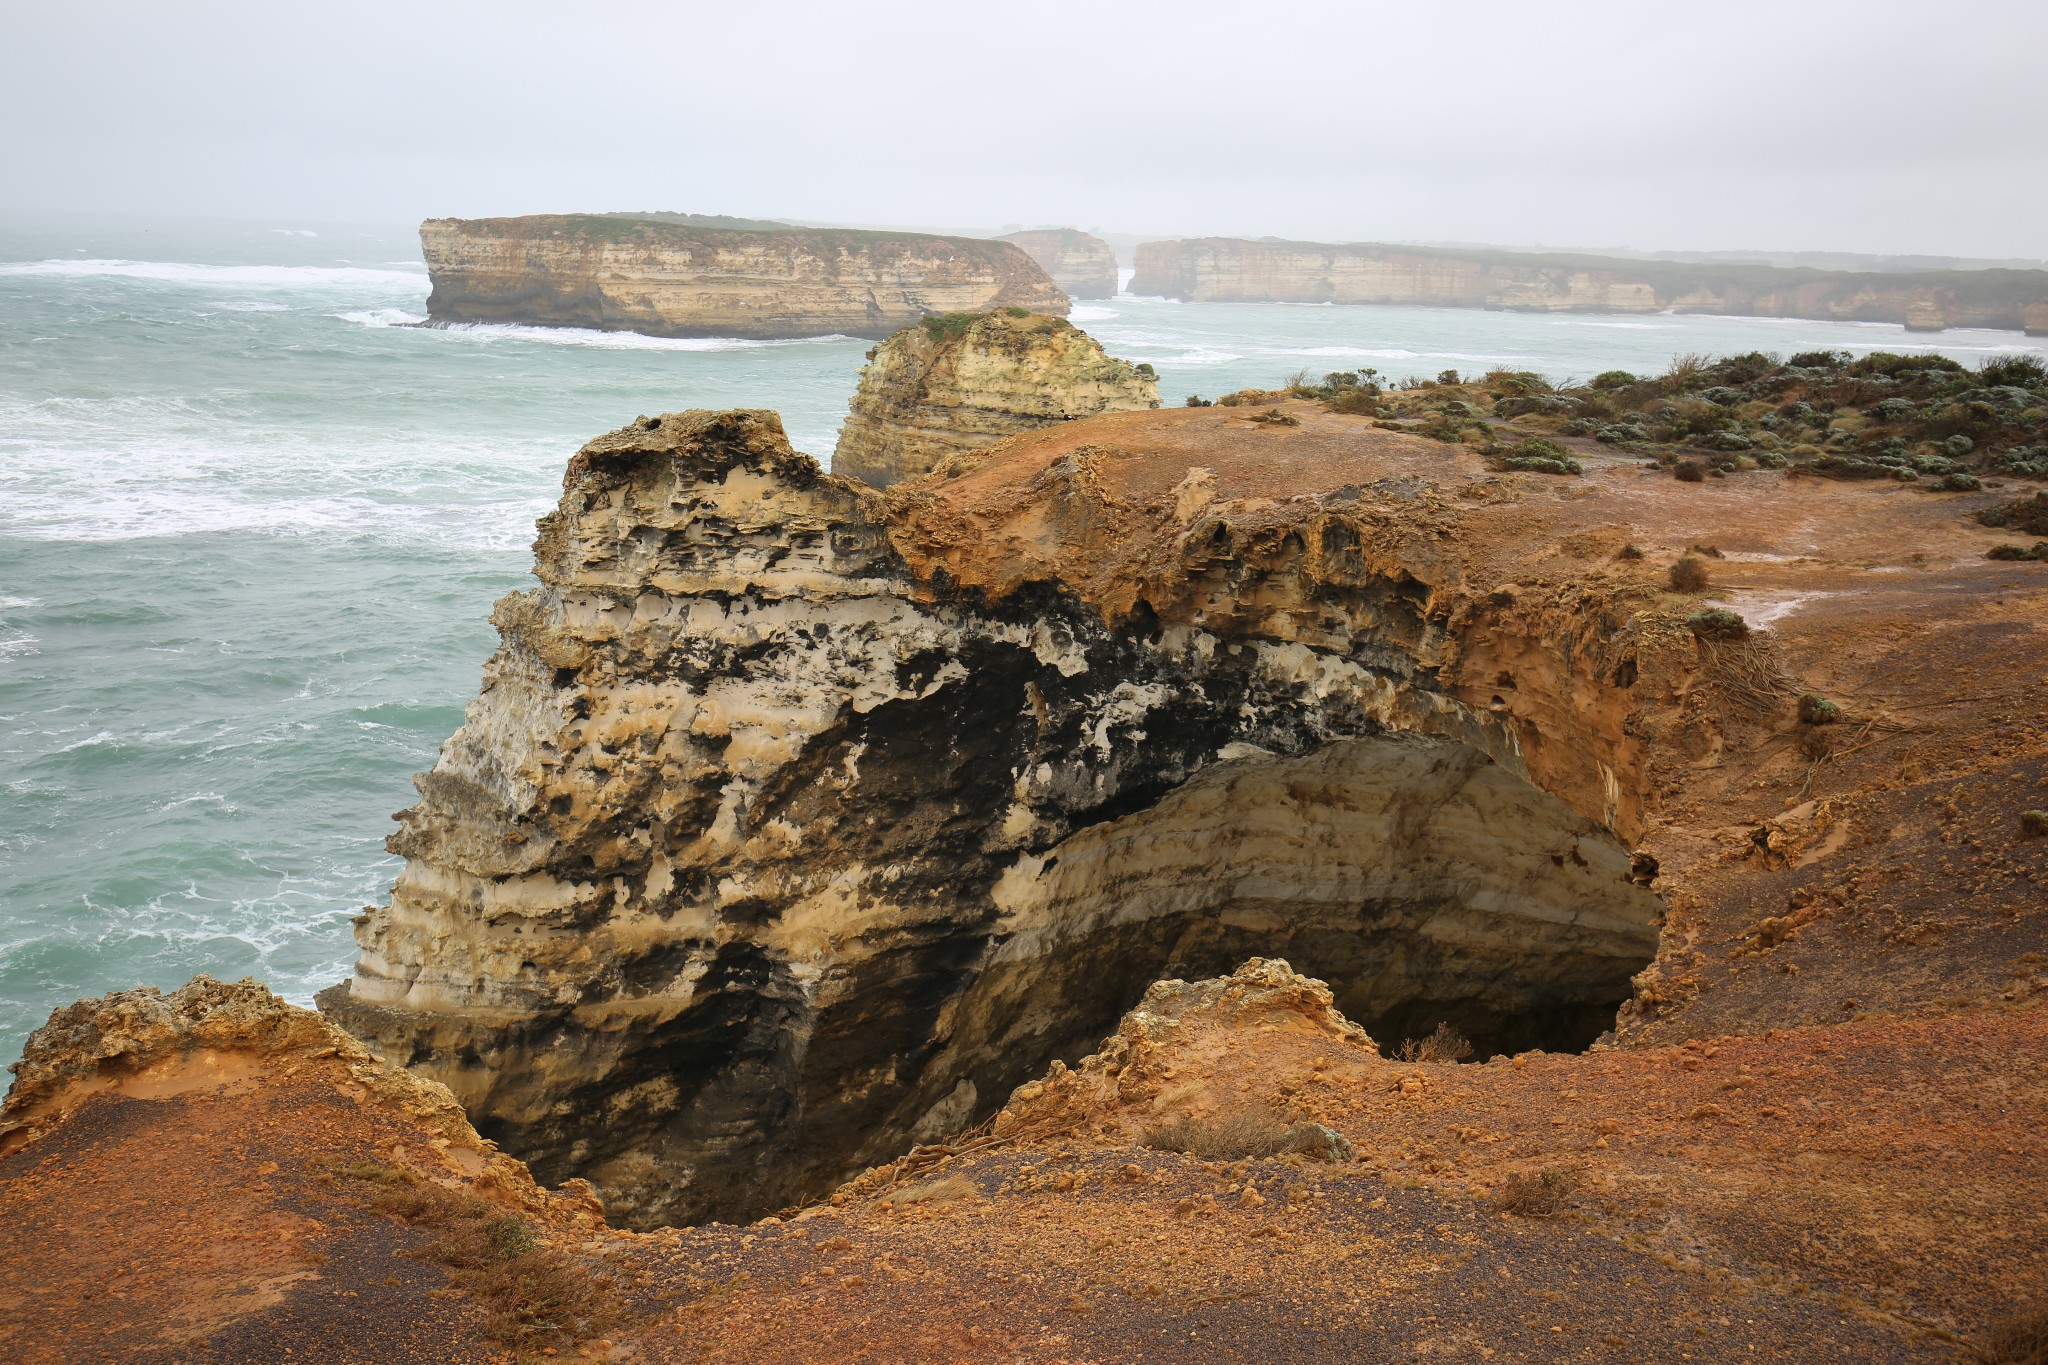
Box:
[435,214,1029,263]
[1203,350,2048,488]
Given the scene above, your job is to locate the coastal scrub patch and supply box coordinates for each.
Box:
[1687,608,1750,641]
[1797,693,1843,726]
[1488,437,1582,476]
[1669,556,1710,592]
[1491,1166,1584,1218]
[1393,1022,1474,1063]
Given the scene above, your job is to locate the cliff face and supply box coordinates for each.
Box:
[1131,237,2048,330]
[999,228,1119,299]
[320,406,1679,1226]
[320,394,2047,1231]
[832,311,1159,487]
[421,216,1069,340]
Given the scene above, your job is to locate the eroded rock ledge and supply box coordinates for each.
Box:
[999,229,1120,300]
[320,406,1672,1226]
[833,310,1160,487]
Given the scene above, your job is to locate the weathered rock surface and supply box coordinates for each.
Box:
[320,390,2048,1233]
[999,228,1119,299]
[832,311,1159,487]
[1130,236,2048,330]
[0,976,614,1361]
[421,215,1069,340]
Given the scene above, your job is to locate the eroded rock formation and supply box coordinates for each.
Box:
[321,404,1674,1227]
[832,311,1160,487]
[999,229,1119,299]
[1130,236,2048,329]
[421,216,1069,340]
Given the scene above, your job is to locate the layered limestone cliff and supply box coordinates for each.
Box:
[832,311,1160,487]
[999,229,1119,299]
[318,384,2048,1231]
[1131,237,2048,330]
[421,216,1069,340]
[321,405,1679,1227]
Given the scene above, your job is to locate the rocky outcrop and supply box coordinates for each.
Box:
[832,311,1160,487]
[421,216,1069,340]
[999,229,1119,299]
[1130,237,2048,330]
[320,404,1678,1227]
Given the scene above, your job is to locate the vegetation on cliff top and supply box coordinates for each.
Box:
[1255,350,2048,489]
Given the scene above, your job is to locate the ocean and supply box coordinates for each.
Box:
[3,213,2041,1067]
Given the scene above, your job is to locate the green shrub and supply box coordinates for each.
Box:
[1618,543,1645,560]
[1674,461,1707,483]
[1004,306,1032,318]
[1490,437,1581,475]
[1184,394,1209,407]
[1438,369,1462,385]
[1788,349,1849,369]
[1669,556,1710,591]
[1590,369,1638,390]
[1986,542,2047,561]
[1687,607,1749,640]
[1325,388,1382,416]
[920,311,982,342]
[1979,492,2048,537]
[1797,693,1842,725]
[1980,355,2048,389]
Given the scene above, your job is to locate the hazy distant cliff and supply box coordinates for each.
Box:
[1131,237,2048,332]
[421,216,1069,340]
[999,229,1119,299]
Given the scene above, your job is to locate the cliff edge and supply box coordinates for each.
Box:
[421,215,1070,340]
[832,310,1160,487]
[999,228,1120,299]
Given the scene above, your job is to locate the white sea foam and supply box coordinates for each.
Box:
[0,259,426,288]
[404,321,863,352]
[1068,306,1118,322]
[337,308,428,328]
[214,301,293,312]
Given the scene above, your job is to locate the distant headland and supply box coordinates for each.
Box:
[1131,236,2048,333]
[419,214,1069,340]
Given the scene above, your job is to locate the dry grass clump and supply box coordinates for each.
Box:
[347,1164,614,1346]
[1142,1109,1354,1162]
[1394,1022,1473,1064]
[1491,1166,1584,1218]
[892,1175,975,1205]
[1669,556,1710,592]
[1981,1308,2048,1365]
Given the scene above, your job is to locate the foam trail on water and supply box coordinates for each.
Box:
[0,259,426,288]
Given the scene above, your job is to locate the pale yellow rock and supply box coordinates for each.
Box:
[1000,229,1119,300]
[833,311,1159,488]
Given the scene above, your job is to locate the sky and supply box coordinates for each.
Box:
[4,0,2046,259]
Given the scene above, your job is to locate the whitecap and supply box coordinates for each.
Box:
[337,308,428,328]
[1068,306,1118,322]
[0,259,427,288]
[413,321,863,352]
[214,301,293,312]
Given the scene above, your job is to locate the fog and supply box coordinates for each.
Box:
[4,0,2045,258]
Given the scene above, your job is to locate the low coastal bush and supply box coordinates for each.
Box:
[1987,543,2047,561]
[1141,1109,1353,1162]
[920,311,983,342]
[1979,492,2048,537]
[1491,1166,1583,1217]
[1687,608,1749,641]
[1674,461,1707,483]
[1798,693,1843,725]
[1488,437,1581,475]
[1184,394,1211,407]
[1669,556,1710,592]
[1393,1022,1474,1063]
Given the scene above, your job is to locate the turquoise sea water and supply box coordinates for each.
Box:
[3,214,2043,1067]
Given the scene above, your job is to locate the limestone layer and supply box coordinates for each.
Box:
[999,229,1119,299]
[321,406,1677,1227]
[421,216,1069,340]
[1130,237,2048,330]
[832,311,1160,487]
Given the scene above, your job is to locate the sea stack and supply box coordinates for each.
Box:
[419,215,1069,340]
[999,229,1120,299]
[831,311,1159,487]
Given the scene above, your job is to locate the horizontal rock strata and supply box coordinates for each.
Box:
[322,406,1673,1227]
[999,229,1119,299]
[832,311,1159,487]
[421,216,1069,340]
[1130,237,2048,330]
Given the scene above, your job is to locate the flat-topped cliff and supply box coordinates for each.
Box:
[832,310,1159,487]
[420,215,1069,340]
[1132,236,2048,331]
[319,387,2047,1232]
[999,228,1119,298]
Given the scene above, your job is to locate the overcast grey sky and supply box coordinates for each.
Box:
[4,0,2044,257]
